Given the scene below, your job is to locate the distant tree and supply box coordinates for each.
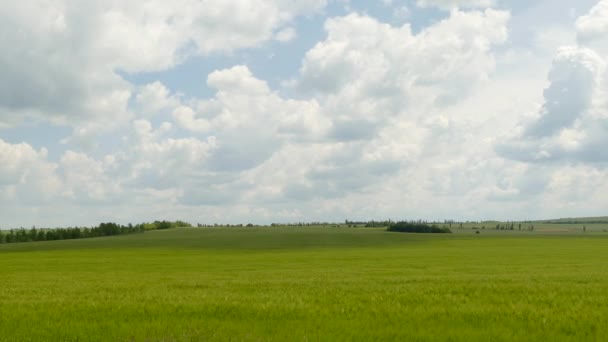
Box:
[5,230,14,243]
[69,227,82,239]
[36,230,46,241]
[82,227,92,238]
[9,230,18,243]
[153,221,172,230]
[17,228,29,242]
[364,221,392,228]
[173,220,192,228]
[96,222,121,236]
[29,227,38,241]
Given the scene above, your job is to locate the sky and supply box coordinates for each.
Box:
[1,0,607,227]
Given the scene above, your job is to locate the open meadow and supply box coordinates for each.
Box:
[2,225,608,341]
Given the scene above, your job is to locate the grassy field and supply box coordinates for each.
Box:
[2,226,608,341]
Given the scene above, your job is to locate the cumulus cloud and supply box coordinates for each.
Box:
[576,0,608,52]
[59,151,122,202]
[172,66,330,173]
[136,82,181,117]
[229,8,512,201]
[275,27,297,42]
[299,9,509,107]
[172,106,211,133]
[296,8,509,152]
[0,141,50,185]
[0,140,61,204]
[128,119,217,187]
[524,47,603,138]
[497,2,608,165]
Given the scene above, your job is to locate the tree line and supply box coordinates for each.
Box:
[0,220,192,244]
[541,219,608,224]
[387,221,452,234]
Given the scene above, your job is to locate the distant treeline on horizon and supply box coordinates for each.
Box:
[538,217,608,224]
[0,220,192,244]
[3,216,608,244]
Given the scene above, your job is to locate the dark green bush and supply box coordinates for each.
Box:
[387,221,451,234]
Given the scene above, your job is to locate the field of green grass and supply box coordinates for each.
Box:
[2,226,608,341]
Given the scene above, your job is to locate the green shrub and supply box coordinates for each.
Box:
[387,221,451,234]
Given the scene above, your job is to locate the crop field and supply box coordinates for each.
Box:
[2,226,608,341]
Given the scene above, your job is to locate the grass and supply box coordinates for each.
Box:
[1,226,608,341]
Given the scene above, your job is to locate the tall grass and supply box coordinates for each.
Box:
[1,227,607,341]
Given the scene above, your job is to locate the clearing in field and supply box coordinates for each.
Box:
[1,226,608,341]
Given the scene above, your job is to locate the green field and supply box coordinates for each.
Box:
[2,226,608,341]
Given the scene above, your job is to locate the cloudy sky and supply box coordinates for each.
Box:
[1,0,607,227]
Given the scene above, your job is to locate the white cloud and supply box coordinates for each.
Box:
[136,82,181,117]
[124,119,218,193]
[299,9,509,136]
[525,47,603,138]
[498,35,608,164]
[172,106,211,133]
[59,151,122,202]
[0,140,50,185]
[223,9,512,204]
[205,66,330,135]
[0,140,61,203]
[576,0,608,41]
[196,66,330,177]
[275,27,297,42]
[576,0,608,54]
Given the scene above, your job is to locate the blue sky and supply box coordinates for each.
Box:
[1,0,607,227]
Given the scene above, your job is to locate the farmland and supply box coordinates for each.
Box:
[2,225,608,341]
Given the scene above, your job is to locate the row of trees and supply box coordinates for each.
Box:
[364,220,393,228]
[0,223,143,244]
[270,222,339,227]
[493,223,534,231]
[542,219,608,224]
[0,220,192,244]
[387,221,452,234]
[138,220,192,230]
